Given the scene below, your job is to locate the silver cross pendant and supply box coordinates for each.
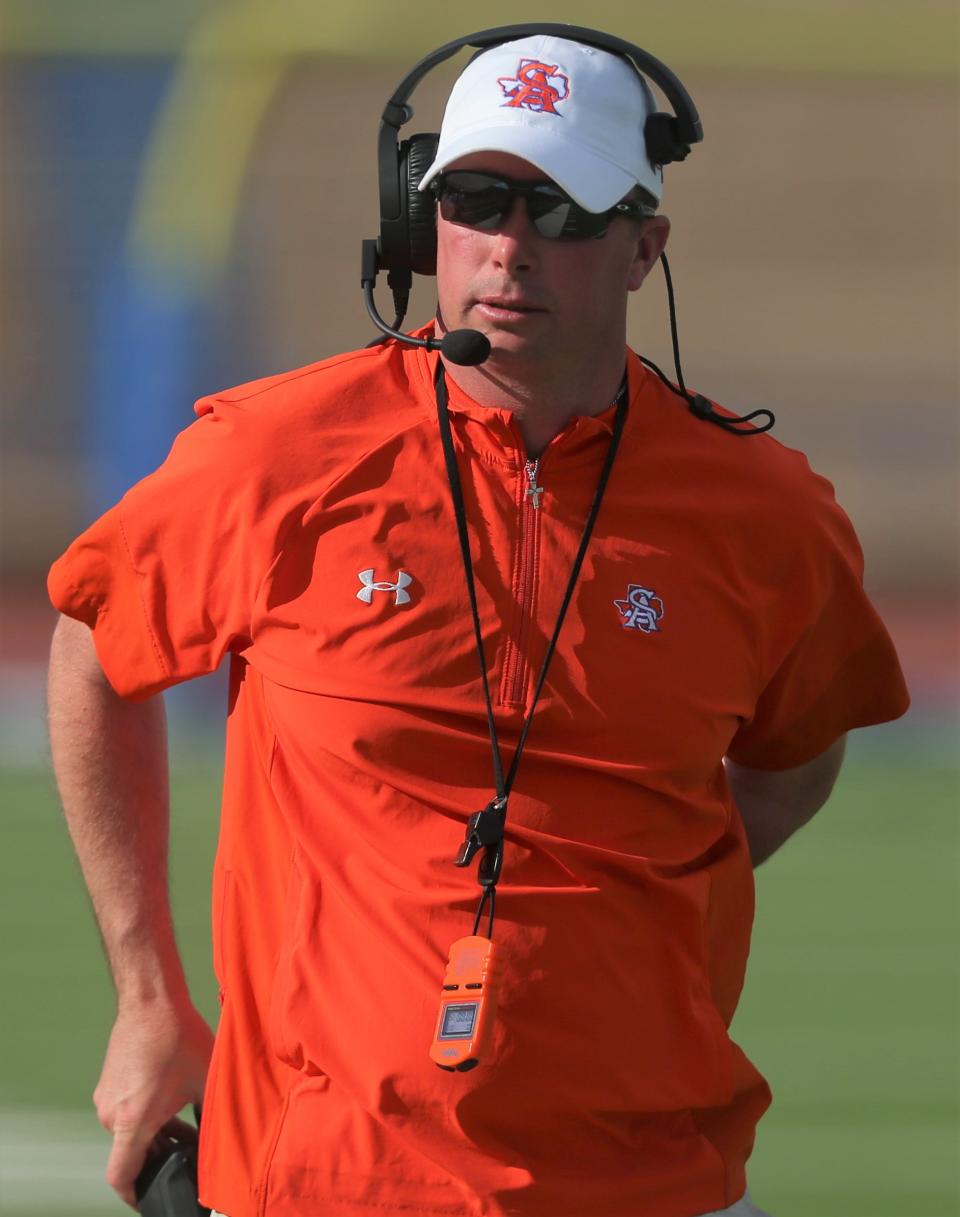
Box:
[524,460,544,510]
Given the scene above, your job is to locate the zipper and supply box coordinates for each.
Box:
[499,458,543,707]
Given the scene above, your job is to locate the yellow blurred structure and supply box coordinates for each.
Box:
[1,0,956,77]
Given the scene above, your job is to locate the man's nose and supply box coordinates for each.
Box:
[489,197,540,273]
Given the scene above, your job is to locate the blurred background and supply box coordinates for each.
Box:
[1,2,957,1214]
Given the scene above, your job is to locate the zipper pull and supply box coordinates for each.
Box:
[524,460,544,510]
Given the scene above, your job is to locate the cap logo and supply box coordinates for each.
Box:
[497,59,570,116]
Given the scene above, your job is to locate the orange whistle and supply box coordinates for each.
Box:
[429,935,501,1072]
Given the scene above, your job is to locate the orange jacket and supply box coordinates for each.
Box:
[49,335,908,1217]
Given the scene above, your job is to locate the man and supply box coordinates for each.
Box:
[47,31,908,1217]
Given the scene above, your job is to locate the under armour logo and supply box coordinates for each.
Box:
[356,568,413,606]
[614,584,665,633]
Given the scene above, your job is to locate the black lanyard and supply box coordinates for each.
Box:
[434,362,628,935]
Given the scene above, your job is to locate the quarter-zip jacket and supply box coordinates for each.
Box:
[48,329,909,1217]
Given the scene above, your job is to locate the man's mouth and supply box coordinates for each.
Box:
[474,296,546,318]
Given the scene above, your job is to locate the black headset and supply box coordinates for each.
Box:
[368,23,703,283]
[359,24,774,432]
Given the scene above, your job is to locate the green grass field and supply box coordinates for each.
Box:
[2,748,958,1216]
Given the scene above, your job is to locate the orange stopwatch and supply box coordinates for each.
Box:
[429,934,501,1072]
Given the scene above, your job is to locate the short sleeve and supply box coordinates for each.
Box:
[47,395,305,699]
[726,476,909,770]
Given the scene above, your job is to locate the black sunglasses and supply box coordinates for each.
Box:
[430,171,656,242]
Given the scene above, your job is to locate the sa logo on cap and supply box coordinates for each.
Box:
[497,59,570,116]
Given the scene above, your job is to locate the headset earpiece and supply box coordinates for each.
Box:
[402,134,440,276]
[644,112,693,166]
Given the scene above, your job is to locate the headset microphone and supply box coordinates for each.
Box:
[362,239,491,366]
[440,328,492,366]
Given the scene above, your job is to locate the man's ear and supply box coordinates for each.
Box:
[628,214,671,292]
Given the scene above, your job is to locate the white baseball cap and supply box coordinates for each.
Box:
[417,35,664,212]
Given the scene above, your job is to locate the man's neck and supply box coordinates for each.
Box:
[440,352,627,458]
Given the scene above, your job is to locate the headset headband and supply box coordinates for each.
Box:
[376,24,703,263]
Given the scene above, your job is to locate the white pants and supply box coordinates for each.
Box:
[701,1191,772,1216]
[213,1192,770,1216]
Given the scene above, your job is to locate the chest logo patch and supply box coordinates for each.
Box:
[614,584,665,633]
[356,568,413,606]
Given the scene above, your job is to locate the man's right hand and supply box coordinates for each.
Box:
[47,617,213,1209]
[93,998,215,1210]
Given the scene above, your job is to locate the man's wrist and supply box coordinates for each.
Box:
[110,934,191,1012]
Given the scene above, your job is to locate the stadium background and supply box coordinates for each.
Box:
[1,2,956,1213]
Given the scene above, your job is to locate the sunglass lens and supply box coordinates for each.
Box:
[528,188,608,240]
[526,190,573,239]
[439,174,508,231]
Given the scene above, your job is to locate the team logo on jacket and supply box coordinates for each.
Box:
[614,584,664,633]
[498,60,570,115]
[356,568,413,606]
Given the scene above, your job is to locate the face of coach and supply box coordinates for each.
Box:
[418,34,674,446]
[435,149,670,386]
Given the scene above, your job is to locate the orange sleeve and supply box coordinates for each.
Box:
[726,474,909,771]
[47,394,303,700]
